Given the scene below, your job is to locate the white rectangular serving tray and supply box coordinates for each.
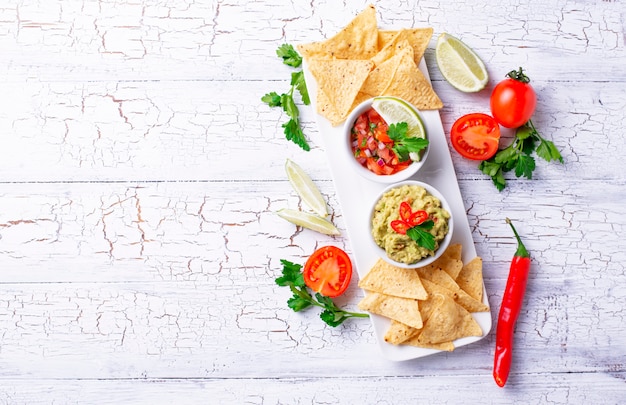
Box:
[303,58,492,361]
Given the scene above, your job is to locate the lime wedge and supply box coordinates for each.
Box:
[435,33,488,93]
[371,96,427,161]
[285,159,328,218]
[276,208,340,236]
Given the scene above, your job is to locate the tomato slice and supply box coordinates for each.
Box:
[303,246,353,298]
[450,113,501,160]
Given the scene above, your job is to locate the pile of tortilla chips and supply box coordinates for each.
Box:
[357,244,489,351]
[298,5,443,126]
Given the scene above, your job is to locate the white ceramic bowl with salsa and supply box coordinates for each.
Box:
[343,97,429,184]
[368,180,454,269]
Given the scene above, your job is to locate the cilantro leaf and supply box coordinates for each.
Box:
[288,295,312,312]
[494,145,518,165]
[283,119,310,151]
[515,154,536,179]
[478,160,507,191]
[261,92,282,108]
[276,44,302,68]
[387,122,429,162]
[520,136,537,156]
[276,259,305,287]
[387,122,408,139]
[406,221,436,251]
[280,93,299,120]
[291,71,310,106]
[536,139,564,163]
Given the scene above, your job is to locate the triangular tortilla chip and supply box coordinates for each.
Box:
[297,5,379,60]
[370,32,414,67]
[358,258,428,300]
[417,294,483,345]
[456,256,484,302]
[403,336,455,352]
[308,58,374,125]
[360,49,405,97]
[314,87,349,127]
[420,274,489,313]
[384,320,420,345]
[358,292,423,329]
[360,55,402,97]
[419,243,463,280]
[378,28,434,65]
[380,47,443,110]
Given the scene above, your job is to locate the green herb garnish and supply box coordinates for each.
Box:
[406,220,436,250]
[261,44,311,151]
[387,122,429,162]
[276,259,369,327]
[478,120,563,191]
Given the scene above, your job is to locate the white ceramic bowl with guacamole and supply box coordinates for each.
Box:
[369,180,453,268]
[343,97,429,184]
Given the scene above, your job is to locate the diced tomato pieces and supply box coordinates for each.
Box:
[378,147,393,163]
[350,107,411,176]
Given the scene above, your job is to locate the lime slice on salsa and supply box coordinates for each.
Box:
[435,33,488,93]
[285,158,328,218]
[372,97,427,161]
[276,208,340,236]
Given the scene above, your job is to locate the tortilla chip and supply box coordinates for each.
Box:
[370,32,414,67]
[420,273,489,313]
[358,292,423,329]
[378,28,433,65]
[314,87,356,127]
[308,59,374,125]
[360,49,405,97]
[456,256,484,302]
[297,5,379,60]
[384,320,419,345]
[404,336,455,352]
[379,47,443,110]
[419,243,463,280]
[417,294,483,345]
[358,258,428,300]
[445,243,463,261]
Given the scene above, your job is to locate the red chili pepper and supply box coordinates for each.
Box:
[493,218,531,388]
[390,202,429,235]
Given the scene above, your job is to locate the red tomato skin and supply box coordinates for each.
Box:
[303,246,353,298]
[450,113,501,161]
[490,79,537,128]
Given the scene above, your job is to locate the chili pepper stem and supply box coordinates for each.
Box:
[506,217,529,258]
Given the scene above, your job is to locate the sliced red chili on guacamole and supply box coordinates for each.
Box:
[350,108,411,176]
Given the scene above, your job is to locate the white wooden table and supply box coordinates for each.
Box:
[1,1,625,403]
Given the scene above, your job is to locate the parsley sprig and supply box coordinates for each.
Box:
[275,259,368,327]
[387,122,429,162]
[261,44,311,151]
[478,120,563,191]
[406,220,436,250]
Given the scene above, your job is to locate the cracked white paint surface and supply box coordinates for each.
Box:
[0,0,625,403]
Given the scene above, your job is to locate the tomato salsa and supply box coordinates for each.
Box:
[350,108,411,175]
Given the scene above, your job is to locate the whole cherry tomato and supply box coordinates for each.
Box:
[490,68,537,128]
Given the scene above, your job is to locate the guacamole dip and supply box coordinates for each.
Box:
[371,184,450,264]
